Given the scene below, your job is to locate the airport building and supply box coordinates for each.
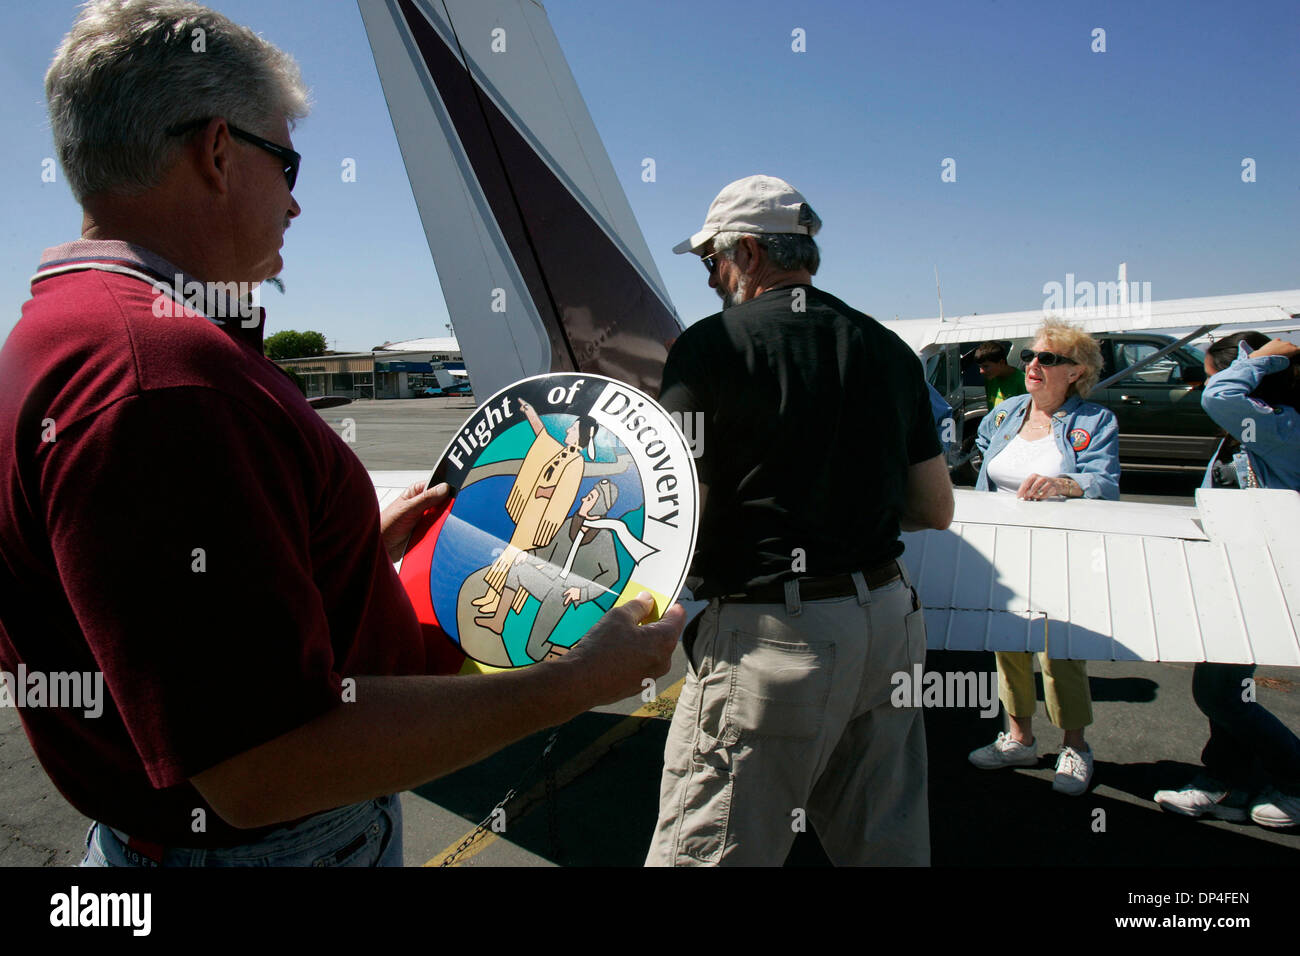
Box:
[274,336,466,400]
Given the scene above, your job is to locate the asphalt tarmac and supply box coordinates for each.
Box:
[1,397,1296,868]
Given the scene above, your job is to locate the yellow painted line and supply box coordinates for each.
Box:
[425,678,685,866]
[425,823,499,867]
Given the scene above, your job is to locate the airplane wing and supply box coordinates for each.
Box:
[372,472,1300,666]
[903,488,1300,666]
[356,0,682,400]
[372,470,429,510]
[904,289,1300,357]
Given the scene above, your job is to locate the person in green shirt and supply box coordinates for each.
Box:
[975,340,1027,408]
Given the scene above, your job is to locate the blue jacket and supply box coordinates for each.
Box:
[974,393,1121,500]
[1201,353,1300,492]
[927,382,956,454]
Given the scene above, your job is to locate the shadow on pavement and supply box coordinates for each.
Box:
[410,650,1298,866]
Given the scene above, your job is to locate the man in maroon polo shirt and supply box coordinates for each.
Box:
[0,0,682,866]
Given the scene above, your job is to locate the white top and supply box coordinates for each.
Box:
[986,434,1066,498]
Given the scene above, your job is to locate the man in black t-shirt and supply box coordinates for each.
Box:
[645,176,953,866]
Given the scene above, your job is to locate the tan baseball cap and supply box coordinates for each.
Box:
[673,175,822,255]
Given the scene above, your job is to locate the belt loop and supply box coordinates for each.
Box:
[895,558,920,611]
[896,558,914,590]
[784,578,802,616]
[851,570,871,606]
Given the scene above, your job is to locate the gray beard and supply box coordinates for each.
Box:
[721,274,750,309]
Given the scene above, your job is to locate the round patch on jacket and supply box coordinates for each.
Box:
[1069,428,1091,451]
[993,410,1008,428]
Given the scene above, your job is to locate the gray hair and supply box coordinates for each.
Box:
[713,231,820,275]
[45,0,310,202]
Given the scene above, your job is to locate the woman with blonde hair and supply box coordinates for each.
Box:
[967,318,1120,795]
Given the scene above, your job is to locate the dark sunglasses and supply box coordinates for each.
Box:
[166,118,300,191]
[701,251,721,275]
[1020,348,1077,367]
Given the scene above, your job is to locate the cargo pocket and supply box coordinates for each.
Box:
[675,729,734,865]
[724,632,835,739]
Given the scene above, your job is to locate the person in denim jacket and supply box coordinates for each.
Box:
[1200,338,1300,490]
[967,319,1120,796]
[1155,332,1300,828]
[974,394,1120,500]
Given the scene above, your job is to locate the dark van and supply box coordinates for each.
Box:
[929,332,1218,482]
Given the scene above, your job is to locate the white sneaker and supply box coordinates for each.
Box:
[1052,745,1094,795]
[1250,787,1300,829]
[968,731,1037,769]
[1153,775,1250,821]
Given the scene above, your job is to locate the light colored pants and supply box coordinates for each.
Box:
[994,652,1092,730]
[646,569,929,866]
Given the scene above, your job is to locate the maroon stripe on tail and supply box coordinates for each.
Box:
[397,0,681,395]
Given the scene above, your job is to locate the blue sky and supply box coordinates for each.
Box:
[2,0,1297,349]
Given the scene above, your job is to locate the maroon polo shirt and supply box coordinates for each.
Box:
[0,241,429,847]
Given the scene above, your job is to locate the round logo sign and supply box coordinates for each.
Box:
[399,374,698,671]
[1069,428,1091,451]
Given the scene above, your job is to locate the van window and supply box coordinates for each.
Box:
[1114,342,1180,385]
[928,350,948,390]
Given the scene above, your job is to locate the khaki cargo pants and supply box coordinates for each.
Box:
[645,568,930,866]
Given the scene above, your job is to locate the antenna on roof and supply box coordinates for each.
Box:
[935,265,945,322]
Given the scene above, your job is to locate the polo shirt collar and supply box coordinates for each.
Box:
[34,239,267,351]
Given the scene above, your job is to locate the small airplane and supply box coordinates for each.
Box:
[356,0,1300,669]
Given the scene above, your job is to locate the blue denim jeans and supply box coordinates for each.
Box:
[1194,663,1300,790]
[79,794,403,867]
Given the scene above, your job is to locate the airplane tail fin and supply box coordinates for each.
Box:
[357,0,682,399]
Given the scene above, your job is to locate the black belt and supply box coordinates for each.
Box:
[722,560,902,604]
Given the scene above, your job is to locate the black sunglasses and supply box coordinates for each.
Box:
[1020,348,1077,367]
[700,251,721,275]
[166,118,300,191]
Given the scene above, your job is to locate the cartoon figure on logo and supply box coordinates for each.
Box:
[457,473,656,667]
[471,399,596,616]
[475,479,643,661]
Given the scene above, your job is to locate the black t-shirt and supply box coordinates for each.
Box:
[660,284,941,598]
